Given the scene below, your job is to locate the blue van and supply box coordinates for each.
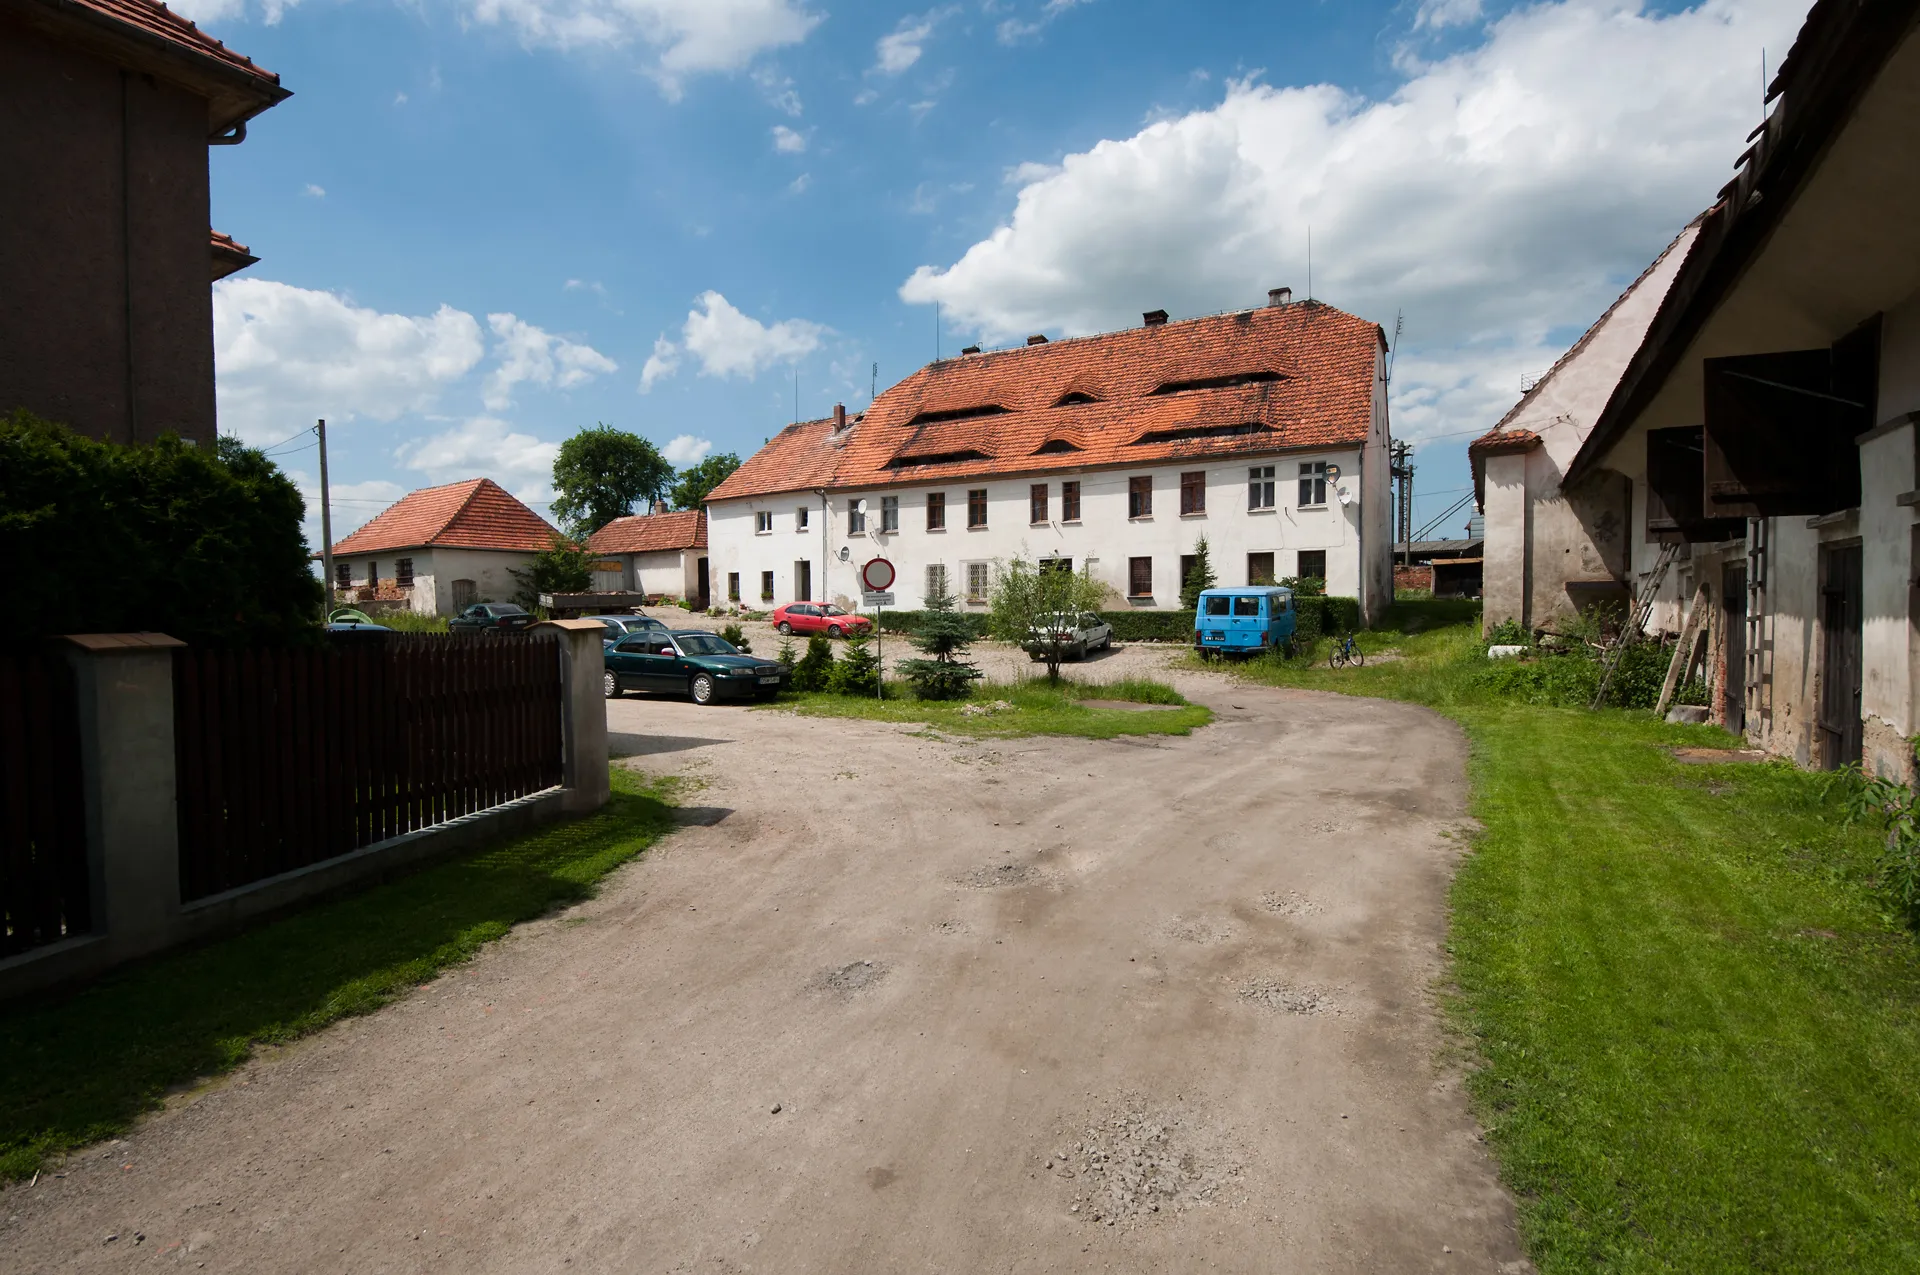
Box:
[1194,586,1297,658]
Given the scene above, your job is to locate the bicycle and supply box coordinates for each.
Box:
[1328,632,1364,669]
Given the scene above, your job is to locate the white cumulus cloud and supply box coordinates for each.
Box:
[639,333,681,392]
[213,278,486,444]
[663,434,714,465]
[398,416,563,504]
[874,10,941,74]
[466,0,822,95]
[772,124,807,153]
[900,0,1809,443]
[1415,0,1484,28]
[481,313,617,410]
[643,292,826,388]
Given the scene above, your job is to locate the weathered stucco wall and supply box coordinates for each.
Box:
[0,21,218,445]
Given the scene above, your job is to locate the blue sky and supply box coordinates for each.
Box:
[192,0,1812,543]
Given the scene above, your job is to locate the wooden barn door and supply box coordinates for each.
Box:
[1818,542,1863,769]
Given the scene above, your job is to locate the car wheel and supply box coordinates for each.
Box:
[1102,633,1114,650]
[603,671,620,699]
[1072,641,1087,661]
[690,673,716,705]
[777,621,792,634]
[828,625,843,638]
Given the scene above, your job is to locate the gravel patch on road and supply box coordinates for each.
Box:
[1047,1101,1245,1227]
[1237,978,1337,1016]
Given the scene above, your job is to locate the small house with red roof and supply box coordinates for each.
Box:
[328,479,563,616]
[706,291,1394,620]
[2,0,290,446]
[584,510,709,606]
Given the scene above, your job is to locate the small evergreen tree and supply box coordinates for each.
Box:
[790,633,837,692]
[1180,535,1218,609]
[828,628,882,696]
[720,622,751,654]
[775,634,798,667]
[896,589,983,700]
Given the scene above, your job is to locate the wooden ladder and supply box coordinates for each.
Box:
[1591,540,1681,710]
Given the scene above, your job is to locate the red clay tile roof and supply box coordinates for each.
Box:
[1467,428,1544,510]
[209,228,256,281]
[585,510,707,554]
[11,0,290,132]
[708,300,1385,502]
[329,479,561,557]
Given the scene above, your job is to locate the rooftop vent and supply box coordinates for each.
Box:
[1143,309,1169,327]
[960,345,981,355]
[1268,287,1293,307]
[1027,334,1049,346]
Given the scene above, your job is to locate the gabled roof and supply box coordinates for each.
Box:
[1467,428,1544,509]
[585,510,707,555]
[329,479,561,557]
[708,300,1385,502]
[3,0,291,134]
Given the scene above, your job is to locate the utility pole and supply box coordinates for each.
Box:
[317,418,335,617]
[1389,439,1414,567]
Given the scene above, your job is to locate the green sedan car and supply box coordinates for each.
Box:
[603,630,790,705]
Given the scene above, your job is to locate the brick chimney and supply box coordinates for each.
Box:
[1268,287,1293,307]
[1143,309,1168,327]
[833,403,847,431]
[1026,334,1049,346]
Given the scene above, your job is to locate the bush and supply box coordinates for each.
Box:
[895,590,983,701]
[790,634,836,692]
[1,412,321,646]
[1486,618,1531,648]
[720,623,751,654]
[828,630,881,696]
[1100,610,1193,642]
[880,610,991,640]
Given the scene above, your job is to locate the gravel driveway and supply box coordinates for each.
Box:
[0,671,1528,1274]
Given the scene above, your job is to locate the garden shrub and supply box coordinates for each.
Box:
[1485,618,1531,648]
[894,591,983,700]
[720,623,751,654]
[1,412,322,647]
[790,634,836,692]
[828,630,881,696]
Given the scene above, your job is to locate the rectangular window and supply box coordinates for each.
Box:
[1031,483,1048,525]
[926,563,949,600]
[881,495,899,532]
[1233,596,1262,617]
[335,562,351,589]
[1297,550,1327,582]
[1249,466,1275,510]
[1247,552,1275,585]
[797,505,811,531]
[966,561,990,601]
[927,491,946,530]
[848,501,866,534]
[1128,475,1153,519]
[1298,462,1328,508]
[1128,556,1153,598]
[756,510,773,534]
[367,561,378,590]
[1061,480,1081,523]
[1180,471,1206,515]
[395,557,414,589]
[728,572,741,602]
[968,488,988,528]
[1040,556,1071,575]
[760,570,775,602]
[1203,595,1230,616]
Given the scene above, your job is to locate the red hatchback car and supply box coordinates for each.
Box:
[771,602,874,638]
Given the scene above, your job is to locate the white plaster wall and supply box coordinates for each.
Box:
[1482,454,1529,631]
[1859,424,1913,746]
[707,449,1369,615]
[632,551,691,598]
[415,548,537,614]
[1361,352,1393,623]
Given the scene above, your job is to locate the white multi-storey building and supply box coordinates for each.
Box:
[706,293,1395,622]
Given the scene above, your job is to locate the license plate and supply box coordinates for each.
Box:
[758,676,780,685]
[1207,631,1223,641]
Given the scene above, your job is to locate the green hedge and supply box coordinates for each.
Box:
[2,411,322,646]
[879,597,1363,645]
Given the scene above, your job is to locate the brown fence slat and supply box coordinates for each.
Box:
[1,650,90,957]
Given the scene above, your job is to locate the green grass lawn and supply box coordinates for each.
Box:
[1223,601,1920,1273]
[774,675,1212,739]
[0,767,675,1180]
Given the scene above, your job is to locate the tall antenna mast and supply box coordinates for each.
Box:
[935,301,941,360]
[871,361,878,401]
[1307,225,1313,302]
[793,365,799,424]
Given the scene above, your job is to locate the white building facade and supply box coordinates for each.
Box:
[707,296,1394,621]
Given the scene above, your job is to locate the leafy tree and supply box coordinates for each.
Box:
[549,424,672,539]
[2,411,321,645]
[986,555,1109,684]
[829,628,882,697]
[508,536,595,611]
[1180,535,1218,609]
[668,453,742,511]
[790,633,837,692]
[896,589,983,700]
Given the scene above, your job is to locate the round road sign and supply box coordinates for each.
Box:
[861,557,897,592]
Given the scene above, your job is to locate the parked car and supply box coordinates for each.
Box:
[447,602,534,634]
[1023,611,1114,661]
[603,630,790,704]
[771,602,873,638]
[1193,587,1297,658]
[587,614,671,649]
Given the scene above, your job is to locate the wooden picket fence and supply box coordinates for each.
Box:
[172,635,565,902]
[0,649,91,958]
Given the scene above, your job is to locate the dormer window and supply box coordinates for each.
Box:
[1034,437,1083,455]
[903,404,1010,427]
[1149,370,1284,395]
[1053,391,1099,406]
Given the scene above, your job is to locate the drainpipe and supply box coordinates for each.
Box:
[818,488,828,604]
[120,72,139,442]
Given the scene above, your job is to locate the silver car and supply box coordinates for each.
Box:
[1024,611,1114,661]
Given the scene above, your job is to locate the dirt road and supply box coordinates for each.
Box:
[1,678,1528,1273]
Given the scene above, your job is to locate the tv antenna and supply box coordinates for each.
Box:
[871,361,878,401]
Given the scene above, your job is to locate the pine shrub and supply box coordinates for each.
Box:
[828,629,881,696]
[790,634,837,692]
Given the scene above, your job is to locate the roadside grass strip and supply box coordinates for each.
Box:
[0,768,675,1181]
[775,676,1211,739]
[1224,601,1920,1273]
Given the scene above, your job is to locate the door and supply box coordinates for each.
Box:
[696,557,710,610]
[1721,563,1746,732]
[1818,542,1863,768]
[796,559,812,602]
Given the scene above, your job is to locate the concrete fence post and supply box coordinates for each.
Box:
[63,633,186,960]
[535,620,610,815]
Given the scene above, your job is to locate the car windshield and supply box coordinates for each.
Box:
[674,634,738,656]
[1202,596,1231,616]
[821,605,846,616]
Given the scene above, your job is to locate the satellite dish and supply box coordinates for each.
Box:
[1336,485,1354,507]
[1325,463,1342,482]
[853,499,868,514]
[837,546,852,562]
